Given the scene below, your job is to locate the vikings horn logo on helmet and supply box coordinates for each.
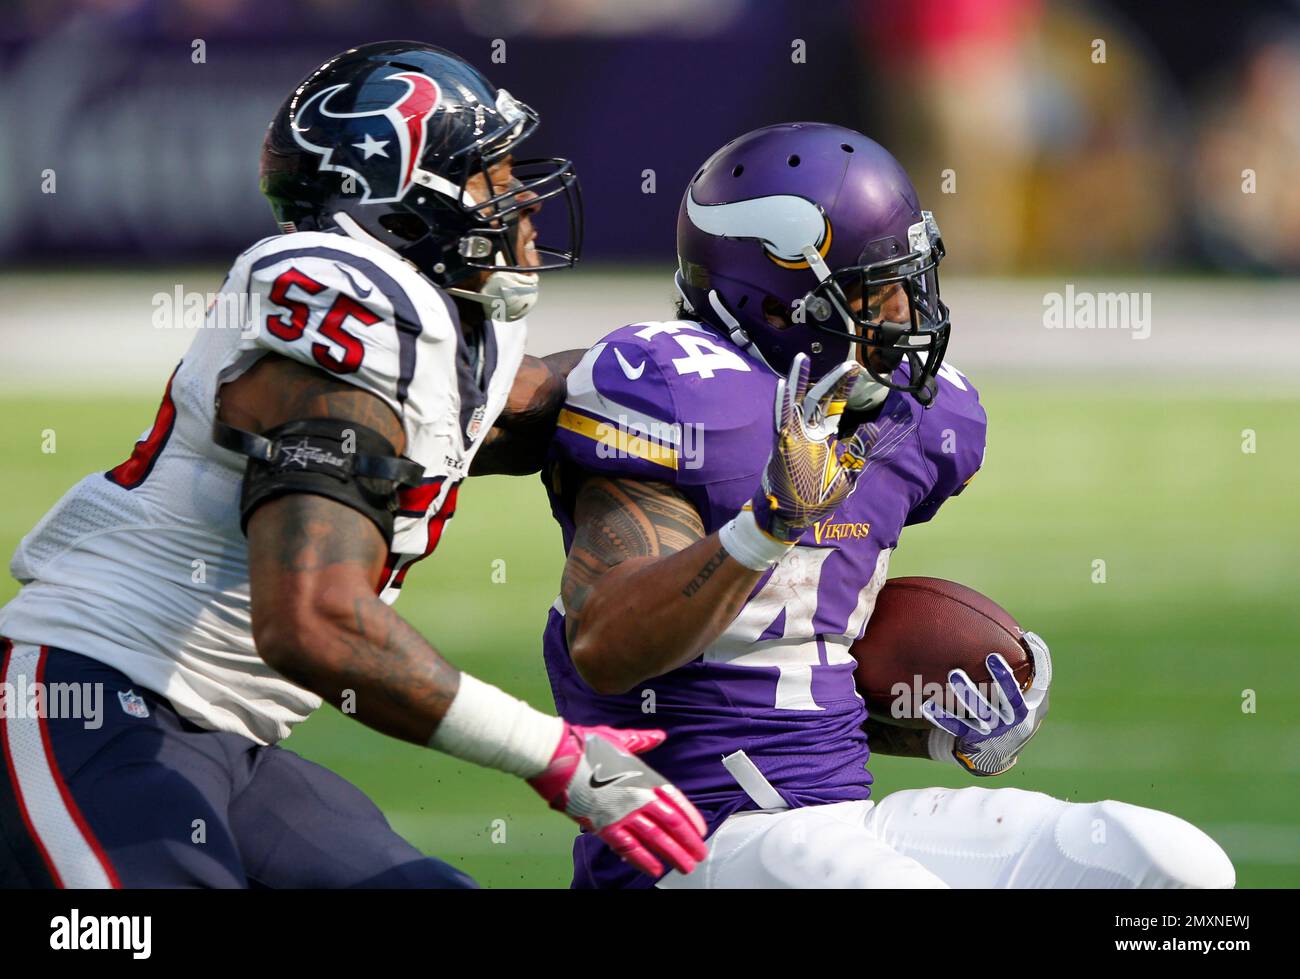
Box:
[685,189,832,269]
[291,71,441,204]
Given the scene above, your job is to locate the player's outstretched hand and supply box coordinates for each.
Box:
[528,721,709,877]
[751,353,866,544]
[922,631,1054,776]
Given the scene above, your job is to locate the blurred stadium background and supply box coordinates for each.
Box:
[1,0,1297,887]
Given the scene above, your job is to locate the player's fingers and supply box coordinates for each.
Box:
[600,823,664,878]
[825,360,861,415]
[643,803,707,869]
[789,352,811,411]
[606,727,667,754]
[1022,681,1050,714]
[985,654,1026,722]
[654,785,709,856]
[921,697,968,738]
[947,668,997,733]
[628,810,700,874]
[804,359,858,423]
[773,375,790,433]
[1021,631,1054,690]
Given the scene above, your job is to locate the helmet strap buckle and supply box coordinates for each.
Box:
[458,235,494,259]
[705,289,751,348]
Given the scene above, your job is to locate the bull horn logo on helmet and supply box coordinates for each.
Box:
[685,189,832,269]
[291,71,441,204]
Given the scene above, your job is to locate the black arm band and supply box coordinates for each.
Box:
[213,417,424,545]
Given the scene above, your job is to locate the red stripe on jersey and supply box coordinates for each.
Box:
[382,481,459,592]
[396,477,446,518]
[106,363,180,490]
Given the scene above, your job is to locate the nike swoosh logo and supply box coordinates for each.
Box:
[335,264,373,298]
[613,347,645,380]
[588,767,642,789]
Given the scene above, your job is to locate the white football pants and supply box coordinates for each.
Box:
[657,787,1235,889]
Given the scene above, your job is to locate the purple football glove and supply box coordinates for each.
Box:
[922,631,1053,776]
[750,353,865,544]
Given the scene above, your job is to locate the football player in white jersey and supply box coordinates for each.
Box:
[0,41,706,888]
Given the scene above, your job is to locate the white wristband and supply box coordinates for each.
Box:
[719,508,793,571]
[428,673,565,779]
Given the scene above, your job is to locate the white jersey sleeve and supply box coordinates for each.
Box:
[231,232,457,424]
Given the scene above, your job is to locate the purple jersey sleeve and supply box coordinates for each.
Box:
[549,320,778,531]
[905,363,987,525]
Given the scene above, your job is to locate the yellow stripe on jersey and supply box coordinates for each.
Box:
[557,408,679,470]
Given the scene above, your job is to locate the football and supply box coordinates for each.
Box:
[851,577,1035,728]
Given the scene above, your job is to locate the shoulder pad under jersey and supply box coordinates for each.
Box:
[906,362,987,525]
[231,230,457,417]
[551,320,779,519]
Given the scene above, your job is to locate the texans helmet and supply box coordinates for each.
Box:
[260,40,582,291]
[676,123,948,405]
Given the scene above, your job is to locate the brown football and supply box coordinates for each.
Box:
[851,576,1034,729]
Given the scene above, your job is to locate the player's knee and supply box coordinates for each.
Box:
[1058,800,1235,889]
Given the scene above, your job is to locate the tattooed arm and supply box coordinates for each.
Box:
[219,354,461,744]
[562,475,763,695]
[471,349,585,476]
[862,718,934,758]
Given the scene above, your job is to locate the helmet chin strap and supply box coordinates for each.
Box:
[335,209,537,323]
[447,253,539,322]
[682,274,778,374]
[800,244,858,336]
[332,210,405,259]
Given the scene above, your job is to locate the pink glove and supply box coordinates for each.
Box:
[528,722,709,877]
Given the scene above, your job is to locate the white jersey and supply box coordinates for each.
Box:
[0,230,526,744]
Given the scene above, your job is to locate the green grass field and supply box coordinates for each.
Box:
[1,381,1296,887]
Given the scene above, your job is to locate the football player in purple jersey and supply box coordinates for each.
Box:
[539,123,1235,888]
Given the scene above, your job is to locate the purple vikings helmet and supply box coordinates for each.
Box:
[676,123,949,405]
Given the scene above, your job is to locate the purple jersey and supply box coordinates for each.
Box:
[541,319,986,887]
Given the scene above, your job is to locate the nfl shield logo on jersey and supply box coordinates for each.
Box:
[466,404,488,441]
[118,689,150,719]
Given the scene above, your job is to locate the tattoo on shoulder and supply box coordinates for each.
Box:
[561,476,705,640]
[573,478,704,565]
